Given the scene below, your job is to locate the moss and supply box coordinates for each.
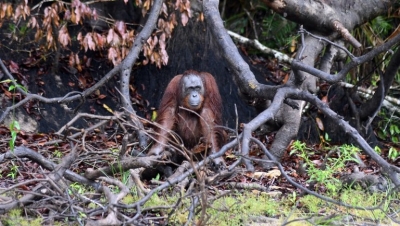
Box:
[122,194,136,204]
[206,192,279,226]
[1,209,42,226]
[295,188,399,224]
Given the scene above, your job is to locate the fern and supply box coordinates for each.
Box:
[260,13,298,52]
[370,16,393,37]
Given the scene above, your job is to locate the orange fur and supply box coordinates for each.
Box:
[148,70,225,158]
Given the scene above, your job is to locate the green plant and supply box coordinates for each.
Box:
[110,148,119,153]
[7,161,19,179]
[292,140,308,152]
[260,12,298,52]
[1,79,28,151]
[377,110,400,143]
[324,132,331,142]
[374,146,382,154]
[290,141,360,194]
[77,211,87,219]
[153,173,161,181]
[289,191,297,205]
[388,147,399,161]
[122,194,136,204]
[8,120,20,152]
[369,16,393,38]
[53,150,63,158]
[69,182,86,194]
[122,170,130,185]
[5,80,28,93]
[8,22,30,41]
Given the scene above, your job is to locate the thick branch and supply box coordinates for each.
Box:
[263,0,394,47]
[120,0,163,113]
[117,0,163,148]
[203,0,282,100]
[84,156,159,180]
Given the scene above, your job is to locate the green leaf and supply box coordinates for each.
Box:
[388,147,398,160]
[377,130,386,140]
[0,79,12,83]
[16,84,28,92]
[374,146,381,154]
[395,125,400,134]
[324,133,331,141]
[10,120,20,131]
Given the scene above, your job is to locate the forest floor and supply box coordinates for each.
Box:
[0,122,399,225]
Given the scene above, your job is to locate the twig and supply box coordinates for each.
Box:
[0,58,120,123]
[84,155,160,180]
[227,30,292,63]
[291,33,400,83]
[0,146,100,188]
[299,26,356,59]
[339,82,400,106]
[0,144,78,213]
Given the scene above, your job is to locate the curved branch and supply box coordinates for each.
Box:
[122,138,239,222]
[119,0,163,113]
[0,59,120,123]
[203,0,282,100]
[291,33,400,83]
[359,47,400,119]
[118,0,163,148]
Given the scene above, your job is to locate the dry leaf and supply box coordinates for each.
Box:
[115,21,126,36]
[84,33,95,51]
[103,104,113,113]
[316,117,324,131]
[78,75,86,88]
[253,169,281,179]
[58,25,71,47]
[181,13,189,26]
[93,33,105,48]
[321,95,328,104]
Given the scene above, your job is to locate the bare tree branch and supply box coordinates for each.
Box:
[291,33,400,83]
